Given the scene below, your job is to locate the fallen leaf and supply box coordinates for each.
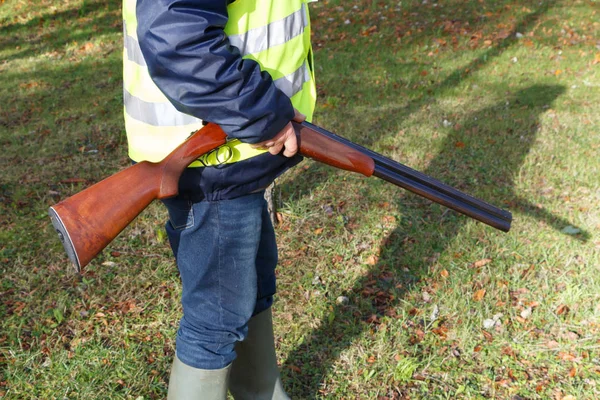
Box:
[276,212,285,224]
[361,25,378,37]
[563,331,580,341]
[440,269,449,278]
[382,215,396,224]
[523,38,535,48]
[415,329,425,342]
[557,351,576,361]
[473,289,486,302]
[288,365,302,373]
[482,329,494,342]
[502,346,516,358]
[431,325,448,339]
[469,258,492,268]
[556,304,570,315]
[535,383,545,392]
[13,302,26,315]
[366,255,378,265]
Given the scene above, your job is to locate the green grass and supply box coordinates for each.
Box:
[1,0,599,398]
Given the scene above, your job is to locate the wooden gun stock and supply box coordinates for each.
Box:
[50,121,511,272]
[49,123,227,272]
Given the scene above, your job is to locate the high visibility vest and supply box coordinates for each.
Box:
[122,0,317,167]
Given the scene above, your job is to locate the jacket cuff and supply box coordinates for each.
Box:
[231,98,295,144]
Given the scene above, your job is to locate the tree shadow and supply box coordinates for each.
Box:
[276,1,590,397]
[0,0,121,64]
[313,0,557,147]
[301,0,588,240]
[282,83,565,397]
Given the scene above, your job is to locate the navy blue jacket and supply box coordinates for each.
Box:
[136,0,303,201]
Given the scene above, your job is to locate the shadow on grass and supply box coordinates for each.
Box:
[0,2,126,381]
[305,0,586,241]
[279,0,581,396]
[282,83,566,398]
[0,0,121,63]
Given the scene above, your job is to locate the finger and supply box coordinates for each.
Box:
[293,109,306,123]
[280,128,298,157]
[268,142,284,155]
[252,140,274,150]
[282,147,297,157]
[282,137,298,157]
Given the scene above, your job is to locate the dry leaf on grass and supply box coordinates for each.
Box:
[473,289,486,301]
[469,258,492,268]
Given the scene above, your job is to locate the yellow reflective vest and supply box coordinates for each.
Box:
[123,0,317,167]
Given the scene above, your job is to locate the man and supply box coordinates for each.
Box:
[122,0,316,398]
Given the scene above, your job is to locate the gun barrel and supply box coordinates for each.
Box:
[300,121,512,232]
[373,165,511,232]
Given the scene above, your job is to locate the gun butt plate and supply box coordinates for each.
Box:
[49,207,82,273]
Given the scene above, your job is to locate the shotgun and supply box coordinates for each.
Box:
[49,121,511,272]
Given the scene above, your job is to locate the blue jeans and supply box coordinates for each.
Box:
[162,191,278,369]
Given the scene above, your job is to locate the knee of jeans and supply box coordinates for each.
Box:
[176,313,252,369]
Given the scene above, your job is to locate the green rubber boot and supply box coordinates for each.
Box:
[228,308,291,400]
[167,355,231,400]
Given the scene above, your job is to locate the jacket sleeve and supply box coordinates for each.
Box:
[135,0,295,143]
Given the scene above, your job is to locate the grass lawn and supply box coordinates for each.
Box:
[1,0,599,398]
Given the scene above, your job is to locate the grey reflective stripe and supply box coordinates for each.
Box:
[124,90,201,126]
[125,35,147,66]
[123,20,146,66]
[273,61,311,98]
[228,4,308,56]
